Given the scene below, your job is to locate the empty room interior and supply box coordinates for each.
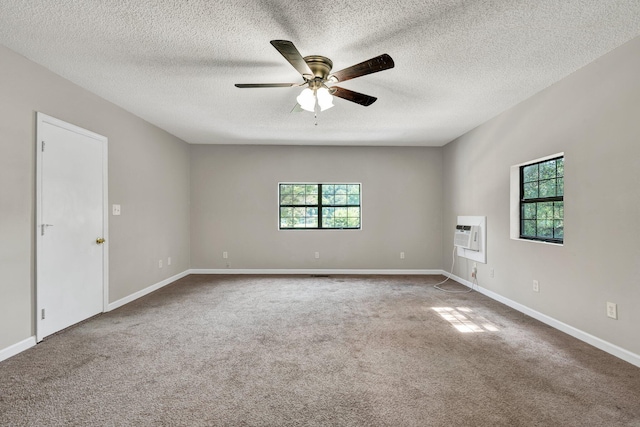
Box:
[1,1,639,425]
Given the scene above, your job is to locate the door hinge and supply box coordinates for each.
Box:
[41,141,45,152]
[41,223,53,235]
[41,308,45,320]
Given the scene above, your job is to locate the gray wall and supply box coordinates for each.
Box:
[0,45,191,350]
[442,36,640,355]
[190,145,442,270]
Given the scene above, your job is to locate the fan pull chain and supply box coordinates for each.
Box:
[314,100,319,126]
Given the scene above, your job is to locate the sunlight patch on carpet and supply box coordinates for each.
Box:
[432,307,499,333]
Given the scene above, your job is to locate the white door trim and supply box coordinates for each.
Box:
[35,113,109,341]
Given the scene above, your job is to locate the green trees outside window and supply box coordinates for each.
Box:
[279,183,361,229]
[520,157,564,243]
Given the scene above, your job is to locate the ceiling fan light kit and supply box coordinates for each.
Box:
[297,87,334,112]
[235,40,394,118]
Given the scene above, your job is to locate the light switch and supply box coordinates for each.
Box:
[112,204,121,216]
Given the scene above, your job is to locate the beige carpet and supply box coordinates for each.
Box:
[1,275,639,426]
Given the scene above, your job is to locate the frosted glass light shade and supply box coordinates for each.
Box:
[296,88,316,112]
[316,87,334,111]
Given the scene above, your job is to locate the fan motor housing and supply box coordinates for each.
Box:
[304,55,333,80]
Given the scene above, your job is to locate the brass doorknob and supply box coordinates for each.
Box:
[96,238,105,244]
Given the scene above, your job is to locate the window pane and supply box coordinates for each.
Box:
[322,185,335,196]
[280,207,293,218]
[523,182,538,199]
[523,164,538,183]
[334,217,348,228]
[306,207,318,217]
[554,202,564,219]
[557,177,564,196]
[280,184,293,195]
[306,218,318,227]
[322,207,334,218]
[334,207,347,218]
[293,194,305,204]
[347,184,360,195]
[305,185,318,194]
[281,217,294,228]
[280,194,293,205]
[522,203,536,219]
[293,207,306,218]
[538,202,554,219]
[522,220,536,237]
[293,185,306,195]
[347,194,360,205]
[322,194,334,205]
[556,158,564,177]
[347,207,360,218]
[539,179,556,198]
[347,217,360,228]
[554,220,564,239]
[335,184,347,194]
[323,217,335,228]
[537,220,553,238]
[305,194,318,204]
[539,160,557,180]
[334,194,347,205]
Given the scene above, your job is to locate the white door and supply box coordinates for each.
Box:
[36,113,108,342]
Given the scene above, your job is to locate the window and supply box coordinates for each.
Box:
[520,156,564,243]
[279,183,361,229]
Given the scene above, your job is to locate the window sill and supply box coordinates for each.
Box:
[510,237,563,247]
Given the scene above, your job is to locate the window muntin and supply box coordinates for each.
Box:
[279,183,361,229]
[520,157,564,243]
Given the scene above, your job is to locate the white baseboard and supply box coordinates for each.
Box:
[188,269,443,275]
[445,272,640,368]
[0,336,36,363]
[107,270,190,311]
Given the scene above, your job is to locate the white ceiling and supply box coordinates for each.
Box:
[1,1,640,146]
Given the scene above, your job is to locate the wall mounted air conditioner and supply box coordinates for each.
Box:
[454,225,480,251]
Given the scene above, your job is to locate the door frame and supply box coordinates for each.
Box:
[35,112,109,342]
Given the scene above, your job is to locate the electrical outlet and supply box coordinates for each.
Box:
[158,259,163,268]
[400,252,405,259]
[112,204,121,216]
[167,257,171,266]
[533,280,539,292]
[315,252,320,259]
[223,251,228,259]
[606,302,618,319]
[490,268,494,278]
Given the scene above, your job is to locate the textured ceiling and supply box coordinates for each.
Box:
[1,1,640,146]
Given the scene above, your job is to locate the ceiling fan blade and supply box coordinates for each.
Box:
[330,86,377,106]
[270,40,313,77]
[329,54,394,83]
[235,83,299,88]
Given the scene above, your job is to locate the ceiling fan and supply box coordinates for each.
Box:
[235,40,394,113]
